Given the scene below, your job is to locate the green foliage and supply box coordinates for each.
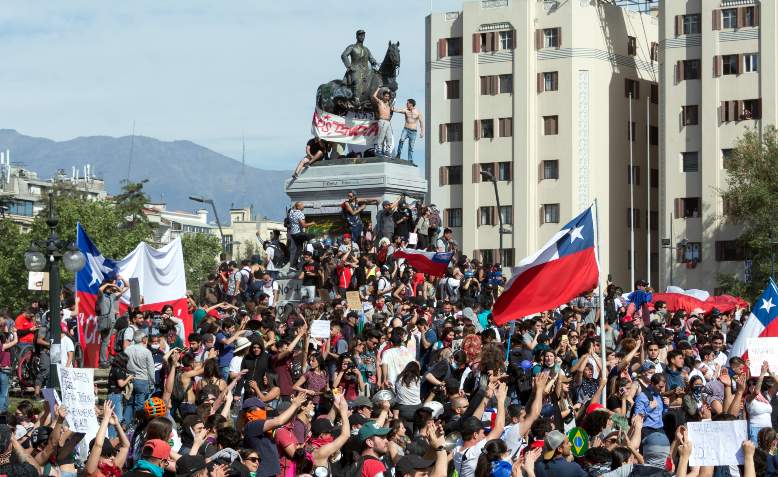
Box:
[720,126,778,299]
[181,233,221,292]
[0,219,40,312]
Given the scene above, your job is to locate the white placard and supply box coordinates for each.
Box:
[746,337,778,375]
[57,366,98,434]
[276,278,303,303]
[408,233,418,245]
[27,271,49,291]
[687,420,747,467]
[310,319,331,339]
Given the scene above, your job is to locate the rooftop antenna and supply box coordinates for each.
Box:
[126,120,136,181]
[241,134,246,175]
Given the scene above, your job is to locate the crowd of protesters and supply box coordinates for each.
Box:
[0,192,776,477]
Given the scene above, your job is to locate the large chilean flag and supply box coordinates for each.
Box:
[729,279,778,358]
[492,205,600,325]
[393,248,453,277]
[76,224,192,367]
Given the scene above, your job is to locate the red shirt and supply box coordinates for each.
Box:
[361,457,387,477]
[15,313,34,344]
[275,425,300,477]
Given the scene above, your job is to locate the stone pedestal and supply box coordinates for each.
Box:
[285,157,427,236]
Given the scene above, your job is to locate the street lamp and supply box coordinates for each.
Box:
[479,169,504,257]
[189,195,226,252]
[24,193,85,390]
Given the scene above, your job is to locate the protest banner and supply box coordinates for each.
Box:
[746,337,778,375]
[57,366,98,433]
[346,291,362,311]
[310,319,331,339]
[311,108,379,145]
[687,420,747,466]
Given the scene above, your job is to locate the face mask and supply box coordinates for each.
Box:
[150,344,160,350]
[693,386,704,395]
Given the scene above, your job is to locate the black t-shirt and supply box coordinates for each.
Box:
[302,261,319,287]
[307,139,327,157]
[108,363,129,394]
[393,208,413,236]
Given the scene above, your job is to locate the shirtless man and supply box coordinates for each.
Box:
[393,98,424,163]
[372,87,393,156]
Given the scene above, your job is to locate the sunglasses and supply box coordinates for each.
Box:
[245,457,260,463]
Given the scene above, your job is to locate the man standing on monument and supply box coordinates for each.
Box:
[393,99,424,164]
[372,87,393,156]
[342,30,378,105]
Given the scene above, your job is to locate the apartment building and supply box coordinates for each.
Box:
[659,0,776,290]
[426,0,659,286]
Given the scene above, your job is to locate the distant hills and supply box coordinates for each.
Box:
[0,129,291,220]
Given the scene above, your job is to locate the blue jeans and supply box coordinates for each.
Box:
[396,127,418,162]
[750,424,767,443]
[124,379,150,425]
[107,392,125,438]
[349,223,363,244]
[0,371,9,414]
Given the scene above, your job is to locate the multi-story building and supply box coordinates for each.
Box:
[659,0,774,290]
[144,203,216,244]
[221,207,286,260]
[426,0,659,286]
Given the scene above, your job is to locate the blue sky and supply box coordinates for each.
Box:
[0,0,466,171]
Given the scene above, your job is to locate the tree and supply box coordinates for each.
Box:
[0,219,41,312]
[719,126,778,298]
[181,233,221,292]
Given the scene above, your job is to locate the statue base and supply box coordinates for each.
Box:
[285,156,427,238]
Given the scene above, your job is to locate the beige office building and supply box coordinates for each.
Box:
[659,1,774,291]
[426,0,659,286]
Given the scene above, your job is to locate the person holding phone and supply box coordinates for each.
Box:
[633,373,670,468]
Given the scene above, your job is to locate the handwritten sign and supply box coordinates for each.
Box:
[746,337,778,375]
[310,319,331,339]
[28,272,49,291]
[312,108,379,145]
[57,366,98,434]
[346,291,362,312]
[687,420,747,466]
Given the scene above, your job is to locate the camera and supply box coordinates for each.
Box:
[464,270,475,279]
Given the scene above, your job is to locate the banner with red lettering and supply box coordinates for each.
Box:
[311,108,379,145]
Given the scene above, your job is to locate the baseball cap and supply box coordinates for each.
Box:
[638,361,656,373]
[349,413,369,427]
[311,418,335,436]
[358,422,391,443]
[350,395,373,409]
[395,455,435,477]
[176,455,207,476]
[343,233,352,239]
[382,200,391,207]
[142,439,172,460]
[586,403,606,415]
[542,430,567,460]
[241,397,266,410]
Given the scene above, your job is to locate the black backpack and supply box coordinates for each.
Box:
[339,455,381,477]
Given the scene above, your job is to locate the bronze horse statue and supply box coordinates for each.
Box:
[316,41,400,115]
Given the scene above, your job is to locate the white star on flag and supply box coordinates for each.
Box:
[569,226,584,243]
[760,297,776,315]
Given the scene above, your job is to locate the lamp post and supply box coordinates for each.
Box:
[24,193,85,390]
[189,196,225,252]
[479,169,504,257]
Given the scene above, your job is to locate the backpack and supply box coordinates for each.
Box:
[377,244,389,264]
[340,455,381,477]
[283,208,291,229]
[268,243,287,268]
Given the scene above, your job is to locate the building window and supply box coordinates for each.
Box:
[683,60,700,80]
[480,75,497,95]
[683,14,701,34]
[480,249,494,265]
[743,99,761,119]
[682,105,699,126]
[499,249,515,267]
[649,210,658,231]
[627,121,636,142]
[675,197,701,218]
[744,6,757,27]
[543,28,559,48]
[543,116,559,135]
[543,204,560,224]
[722,54,739,75]
[650,42,658,62]
[445,37,463,56]
[439,165,463,185]
[678,242,702,263]
[499,30,514,50]
[627,165,640,185]
[498,118,513,137]
[542,72,559,92]
[649,126,658,145]
[498,161,512,181]
[682,152,699,172]
[650,168,659,188]
[627,36,637,56]
[722,149,735,169]
[625,79,640,99]
[479,119,494,139]
[499,74,513,94]
[499,206,513,225]
[627,208,640,229]
[478,206,495,226]
[446,208,463,227]
[440,122,462,142]
[716,241,746,261]
[5,199,34,217]
[744,53,759,72]
[721,9,737,29]
[650,83,658,104]
[445,80,460,99]
[543,160,559,180]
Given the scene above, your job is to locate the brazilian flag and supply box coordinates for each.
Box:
[567,426,589,457]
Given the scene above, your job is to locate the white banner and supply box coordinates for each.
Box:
[311,108,379,145]
[57,366,98,434]
[687,420,747,466]
[746,337,778,375]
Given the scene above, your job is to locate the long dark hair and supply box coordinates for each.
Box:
[474,439,507,477]
[398,361,420,386]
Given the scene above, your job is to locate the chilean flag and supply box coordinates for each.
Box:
[729,279,778,359]
[492,205,600,325]
[76,223,192,367]
[393,248,453,277]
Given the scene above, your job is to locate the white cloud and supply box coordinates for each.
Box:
[0,0,467,170]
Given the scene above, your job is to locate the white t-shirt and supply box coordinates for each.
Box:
[501,423,525,458]
[262,281,280,306]
[454,439,488,477]
[229,355,244,375]
[265,247,276,271]
[51,335,76,366]
[382,346,414,385]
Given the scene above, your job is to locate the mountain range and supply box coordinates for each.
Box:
[0,129,291,220]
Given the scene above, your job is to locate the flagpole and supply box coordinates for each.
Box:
[646,95,651,285]
[593,199,607,404]
[629,92,635,289]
